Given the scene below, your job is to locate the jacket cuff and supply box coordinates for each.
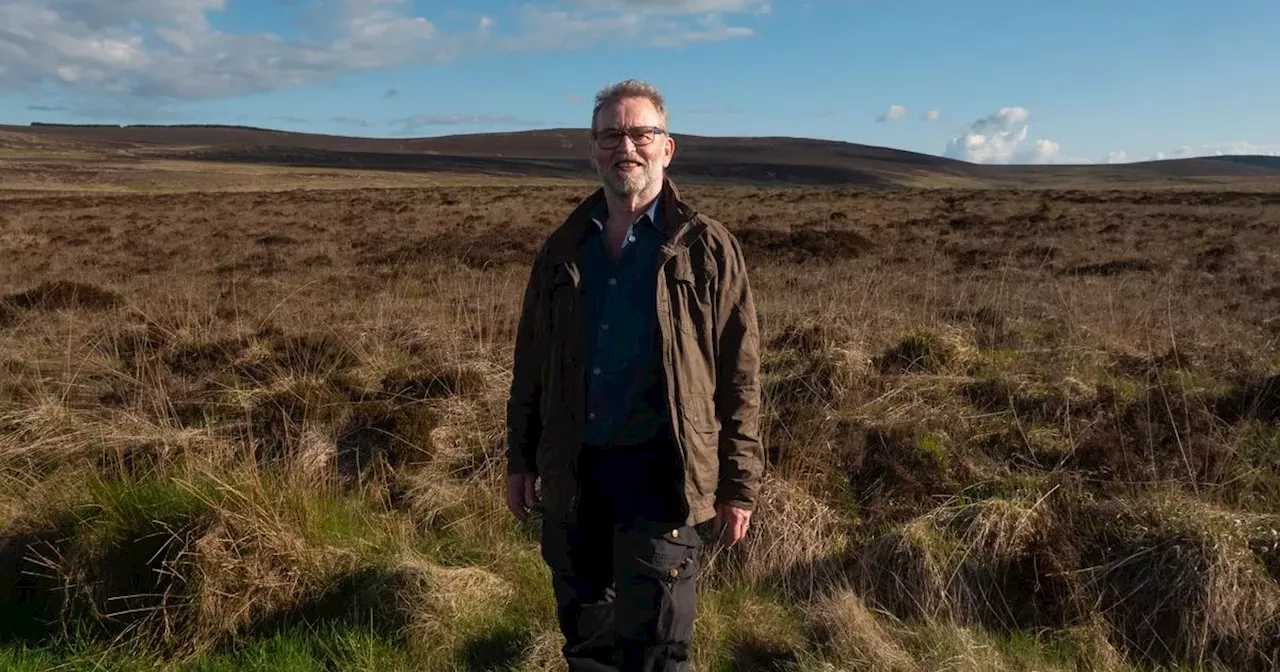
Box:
[717,499,755,512]
[715,486,756,511]
[506,450,536,476]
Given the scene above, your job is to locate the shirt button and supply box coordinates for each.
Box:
[588,412,596,420]
[671,529,679,538]
[601,324,610,331]
[608,278,617,286]
[668,568,679,578]
[593,367,601,375]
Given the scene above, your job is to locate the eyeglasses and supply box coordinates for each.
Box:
[592,126,667,150]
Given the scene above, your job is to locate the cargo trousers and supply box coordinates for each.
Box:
[539,438,703,672]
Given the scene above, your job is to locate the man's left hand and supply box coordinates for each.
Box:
[714,503,752,547]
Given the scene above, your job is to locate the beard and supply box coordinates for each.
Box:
[598,154,661,197]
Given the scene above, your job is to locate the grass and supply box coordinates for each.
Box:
[0,162,1277,669]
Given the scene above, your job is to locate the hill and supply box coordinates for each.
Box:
[3,123,1280,188]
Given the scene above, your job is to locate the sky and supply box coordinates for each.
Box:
[1,0,1277,165]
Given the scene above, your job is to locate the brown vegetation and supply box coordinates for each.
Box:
[0,160,1277,669]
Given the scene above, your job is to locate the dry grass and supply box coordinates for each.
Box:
[0,161,1277,669]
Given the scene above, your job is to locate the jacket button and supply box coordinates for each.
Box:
[671,529,679,538]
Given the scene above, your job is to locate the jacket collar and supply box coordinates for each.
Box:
[548,177,701,265]
[589,192,662,233]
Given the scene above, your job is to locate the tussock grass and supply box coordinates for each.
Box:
[1073,494,1280,668]
[702,474,852,599]
[807,589,914,671]
[1,179,1278,669]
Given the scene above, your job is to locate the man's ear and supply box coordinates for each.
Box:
[663,133,676,168]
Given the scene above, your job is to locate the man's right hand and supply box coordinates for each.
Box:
[506,472,538,522]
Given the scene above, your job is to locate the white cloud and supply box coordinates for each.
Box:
[0,0,443,102]
[1027,138,1059,164]
[943,106,1062,164]
[876,104,907,122]
[1167,141,1280,158]
[1135,142,1280,161]
[3,0,765,112]
[1104,150,1128,164]
[922,110,940,122]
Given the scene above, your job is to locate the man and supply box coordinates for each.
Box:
[505,78,764,672]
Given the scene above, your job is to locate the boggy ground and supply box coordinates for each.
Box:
[0,178,1278,671]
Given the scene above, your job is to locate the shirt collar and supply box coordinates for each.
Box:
[589,193,663,233]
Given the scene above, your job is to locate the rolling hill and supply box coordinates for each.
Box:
[3,122,1279,188]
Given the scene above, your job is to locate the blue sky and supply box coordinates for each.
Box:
[2,0,1277,164]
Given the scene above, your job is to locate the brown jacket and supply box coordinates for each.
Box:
[506,179,764,527]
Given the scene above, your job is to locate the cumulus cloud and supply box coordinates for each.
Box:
[876,104,907,122]
[922,110,940,122]
[1104,150,1128,164]
[943,106,1061,164]
[3,0,765,112]
[0,0,441,101]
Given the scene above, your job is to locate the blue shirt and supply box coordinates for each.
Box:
[581,195,669,447]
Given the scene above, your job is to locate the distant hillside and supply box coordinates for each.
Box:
[4,123,1279,188]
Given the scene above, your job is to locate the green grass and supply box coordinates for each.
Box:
[190,623,409,672]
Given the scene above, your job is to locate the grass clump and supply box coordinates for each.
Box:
[1073,494,1280,669]
[876,325,976,375]
[861,491,1082,632]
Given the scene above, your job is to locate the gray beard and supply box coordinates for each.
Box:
[600,161,658,197]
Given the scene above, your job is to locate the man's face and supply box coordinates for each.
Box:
[590,97,675,198]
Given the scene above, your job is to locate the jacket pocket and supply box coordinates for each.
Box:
[669,259,712,339]
[683,393,720,499]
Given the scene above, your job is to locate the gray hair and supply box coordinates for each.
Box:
[590,79,669,132]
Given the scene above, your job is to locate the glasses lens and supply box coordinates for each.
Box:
[596,128,662,149]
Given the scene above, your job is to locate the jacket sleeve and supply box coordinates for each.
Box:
[506,249,547,476]
[713,232,765,510]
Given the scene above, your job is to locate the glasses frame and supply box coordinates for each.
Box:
[591,126,668,150]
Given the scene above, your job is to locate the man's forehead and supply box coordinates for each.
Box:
[595,97,662,124]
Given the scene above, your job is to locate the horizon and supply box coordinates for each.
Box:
[13,120,1280,169]
[2,1,1276,165]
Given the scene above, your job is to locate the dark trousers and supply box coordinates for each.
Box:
[540,440,702,672]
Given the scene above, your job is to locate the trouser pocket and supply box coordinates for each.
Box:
[614,522,701,671]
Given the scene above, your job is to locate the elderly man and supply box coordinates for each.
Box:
[505,79,764,671]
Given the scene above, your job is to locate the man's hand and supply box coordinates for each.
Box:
[714,503,752,547]
[506,472,538,522]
